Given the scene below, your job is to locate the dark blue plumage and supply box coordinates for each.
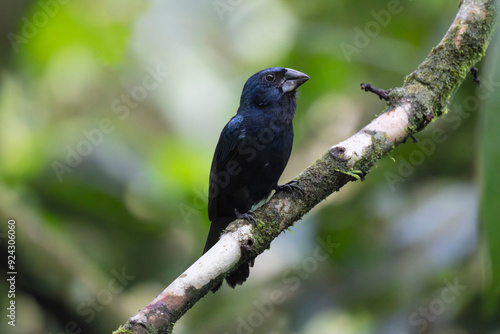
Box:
[204,67,309,290]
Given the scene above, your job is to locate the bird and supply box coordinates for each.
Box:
[203,67,309,291]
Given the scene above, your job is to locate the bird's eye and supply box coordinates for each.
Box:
[264,73,276,82]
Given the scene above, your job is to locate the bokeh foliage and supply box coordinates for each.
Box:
[0,0,498,333]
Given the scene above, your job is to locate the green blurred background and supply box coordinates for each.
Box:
[1,0,499,333]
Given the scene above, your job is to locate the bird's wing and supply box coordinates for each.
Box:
[208,115,244,220]
[212,115,243,169]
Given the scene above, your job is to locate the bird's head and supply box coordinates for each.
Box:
[239,67,309,109]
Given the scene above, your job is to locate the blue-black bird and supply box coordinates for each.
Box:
[203,67,309,290]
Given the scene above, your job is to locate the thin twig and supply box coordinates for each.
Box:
[360,83,390,100]
[471,67,481,86]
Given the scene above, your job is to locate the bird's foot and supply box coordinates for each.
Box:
[234,209,257,225]
[275,180,305,196]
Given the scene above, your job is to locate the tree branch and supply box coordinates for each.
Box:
[116,1,497,333]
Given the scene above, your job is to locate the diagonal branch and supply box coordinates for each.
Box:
[116,1,497,333]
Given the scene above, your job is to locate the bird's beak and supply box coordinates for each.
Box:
[281,68,309,93]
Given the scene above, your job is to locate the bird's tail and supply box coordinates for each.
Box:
[203,217,253,291]
[226,261,252,288]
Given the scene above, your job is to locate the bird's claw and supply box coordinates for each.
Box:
[234,209,257,225]
[275,180,305,196]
